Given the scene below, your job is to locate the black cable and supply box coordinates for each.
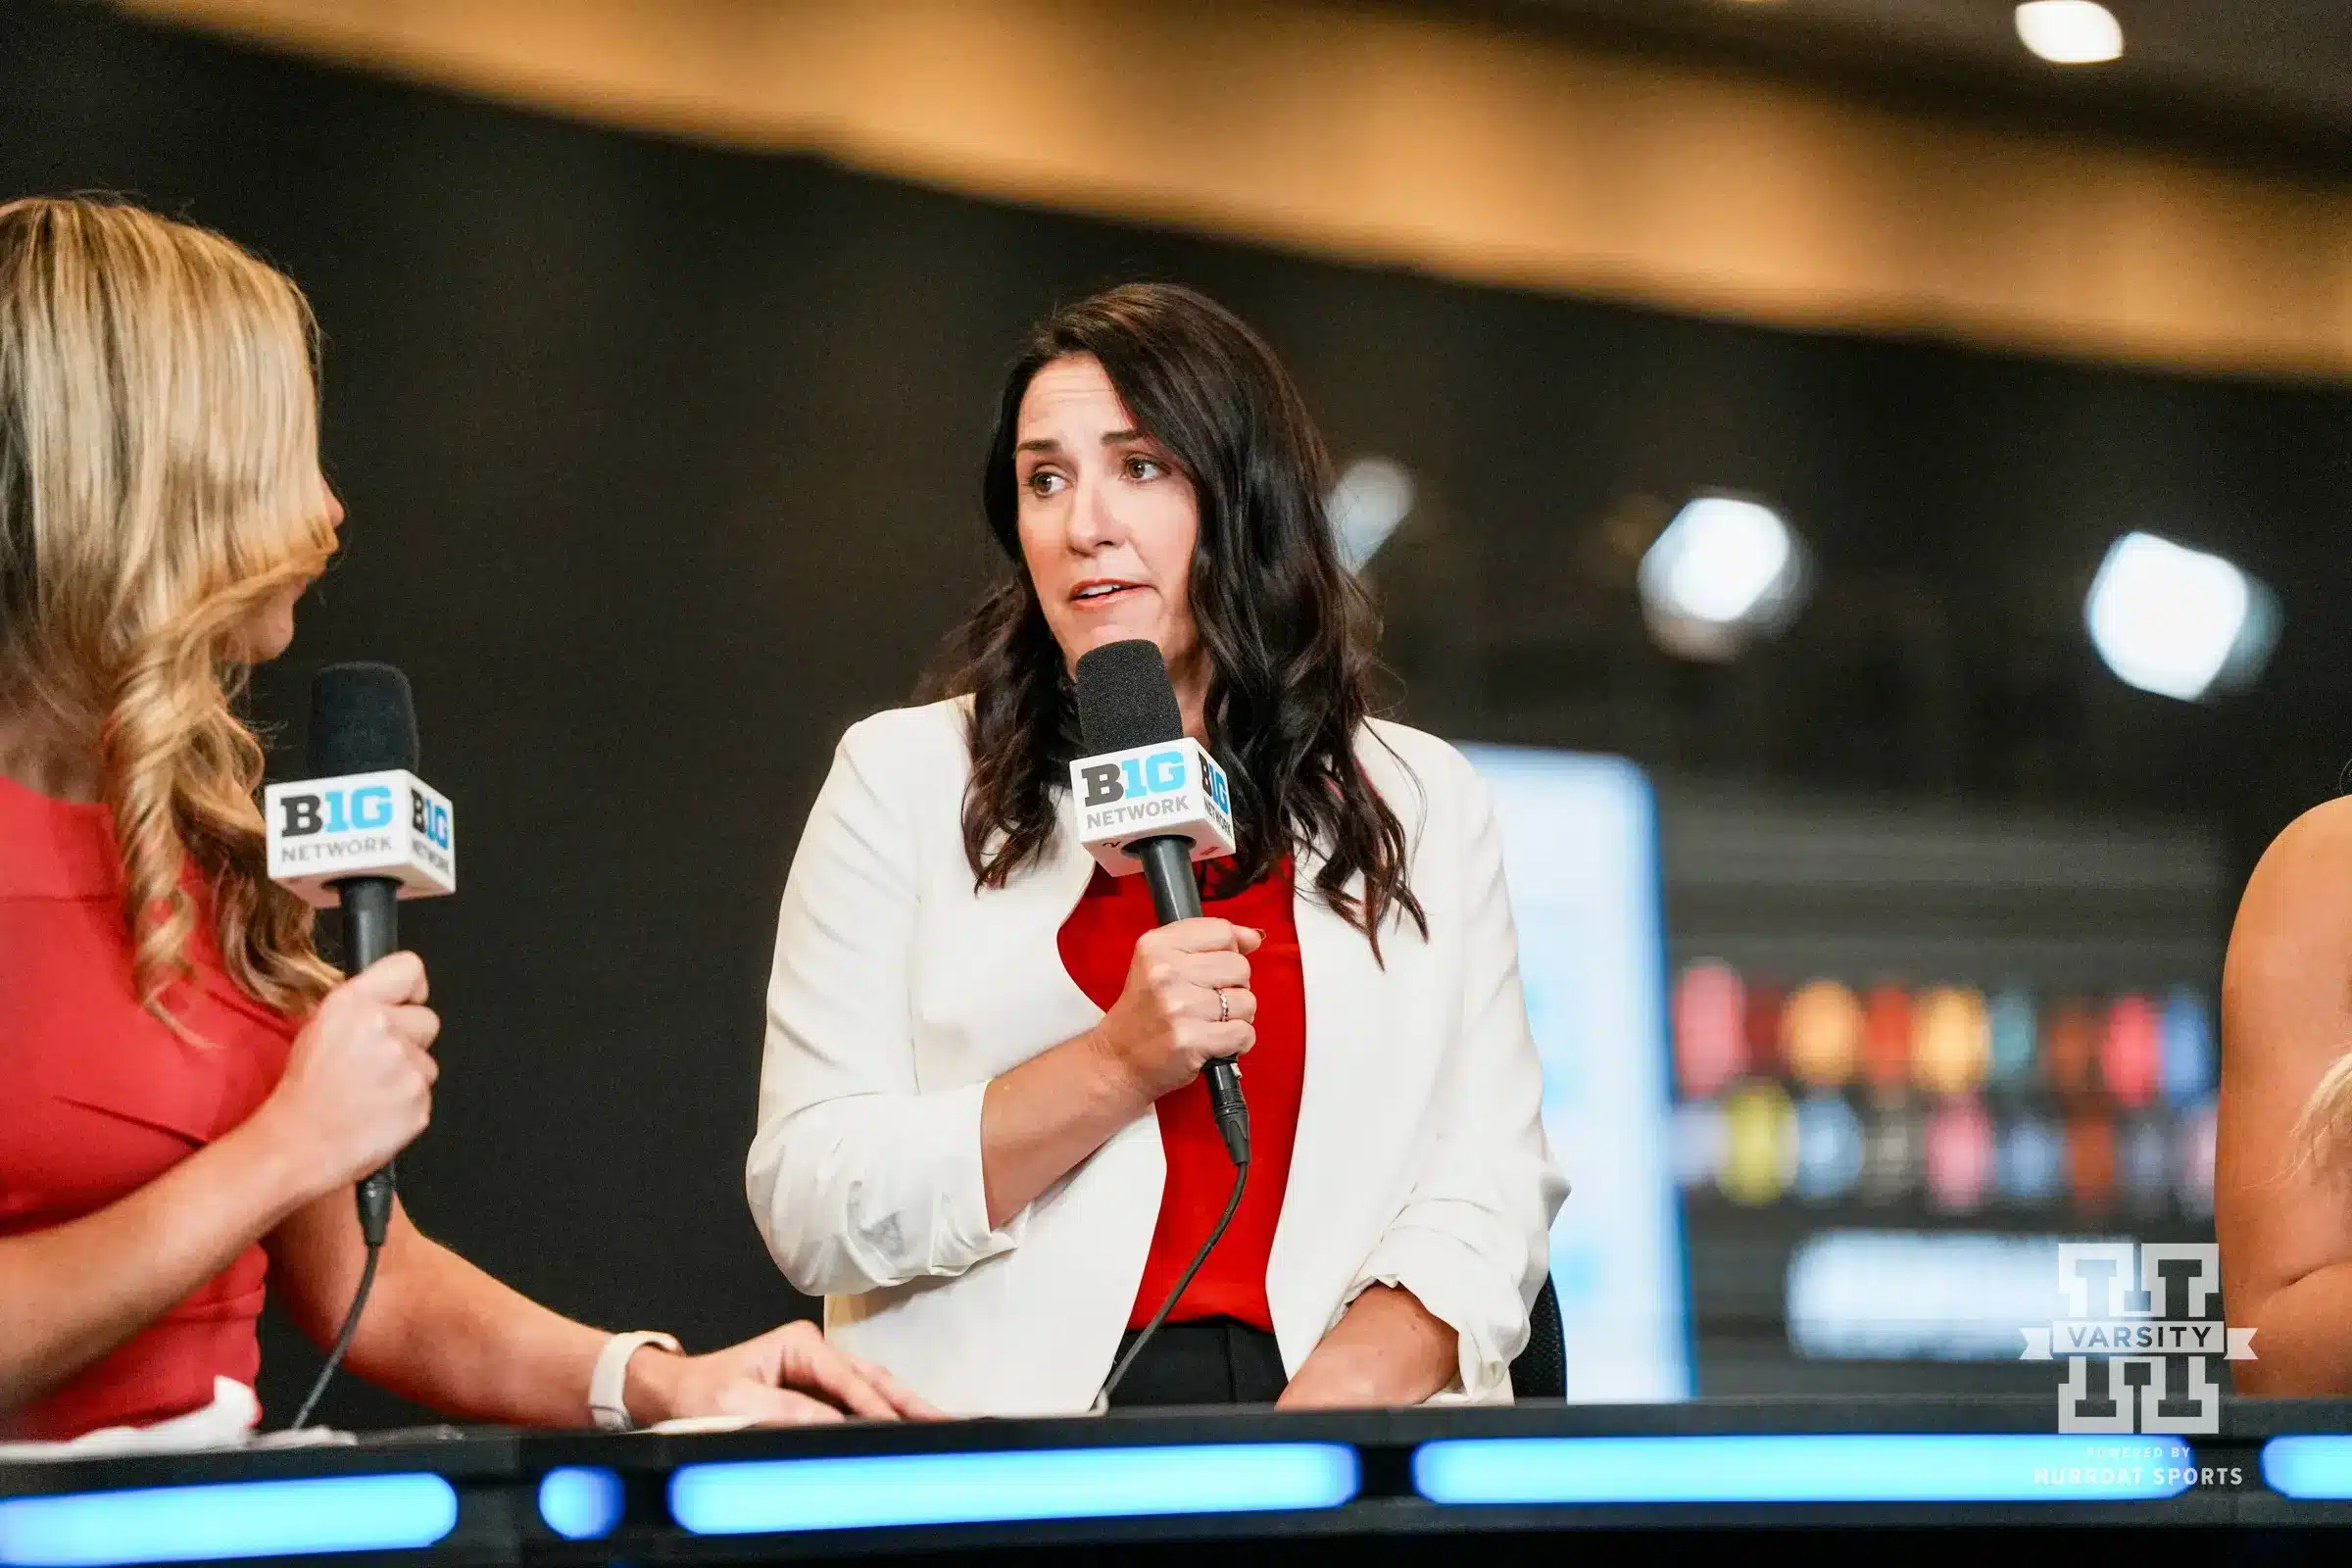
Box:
[1094,1157,1249,1409]
[287,1240,380,1432]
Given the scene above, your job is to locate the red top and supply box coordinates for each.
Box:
[0,774,297,1441]
[1057,857,1304,1333]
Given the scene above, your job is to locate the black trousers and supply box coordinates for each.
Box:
[1106,1317,1288,1407]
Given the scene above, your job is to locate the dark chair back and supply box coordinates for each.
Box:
[1509,1271,1566,1399]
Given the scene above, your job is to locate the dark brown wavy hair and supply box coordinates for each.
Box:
[919,283,1425,954]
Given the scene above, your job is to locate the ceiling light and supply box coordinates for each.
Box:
[2015,2,2123,65]
[2083,531,2278,702]
[1638,495,1807,662]
[1327,457,1414,573]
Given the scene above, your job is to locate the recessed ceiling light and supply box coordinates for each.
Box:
[1327,457,1415,573]
[2083,531,2277,701]
[2015,1,2124,65]
[1637,494,1808,662]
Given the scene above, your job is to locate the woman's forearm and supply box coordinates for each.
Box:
[2234,1263,2352,1396]
[0,1112,320,1418]
[1277,1285,1458,1408]
[979,1029,1154,1229]
[271,1193,608,1428]
[351,1232,607,1426]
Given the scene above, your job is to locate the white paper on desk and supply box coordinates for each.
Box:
[644,1415,762,1434]
[0,1379,353,1460]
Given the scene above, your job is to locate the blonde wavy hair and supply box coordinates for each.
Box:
[0,196,340,1029]
[2292,1056,2352,1179]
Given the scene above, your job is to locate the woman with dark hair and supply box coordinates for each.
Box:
[748,284,1564,1413]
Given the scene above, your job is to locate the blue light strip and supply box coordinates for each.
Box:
[1415,1434,2197,1505]
[669,1443,1359,1535]
[2260,1437,2352,1497]
[0,1474,458,1567]
[537,1466,626,1541]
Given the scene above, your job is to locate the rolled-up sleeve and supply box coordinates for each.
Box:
[745,717,1023,1297]
[1344,762,1568,1400]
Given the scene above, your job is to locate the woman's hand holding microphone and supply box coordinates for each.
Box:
[1087,918,1262,1103]
[246,951,441,1205]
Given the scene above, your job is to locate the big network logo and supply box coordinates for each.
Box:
[2023,1243,2256,1434]
[1078,749,1231,815]
[277,783,452,851]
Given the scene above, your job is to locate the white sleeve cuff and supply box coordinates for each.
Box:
[1345,1223,1526,1402]
[926,1079,1027,1274]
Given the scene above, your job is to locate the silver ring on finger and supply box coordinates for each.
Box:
[1215,987,1230,1024]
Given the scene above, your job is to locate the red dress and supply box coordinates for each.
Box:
[1056,857,1305,1332]
[0,774,297,1440]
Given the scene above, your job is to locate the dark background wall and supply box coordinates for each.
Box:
[5,0,2347,1426]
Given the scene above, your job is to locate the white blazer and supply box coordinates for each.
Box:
[745,697,1567,1415]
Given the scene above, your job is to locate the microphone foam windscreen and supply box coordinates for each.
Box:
[309,662,418,776]
[1075,639,1185,755]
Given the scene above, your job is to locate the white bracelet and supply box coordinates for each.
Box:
[589,1330,682,1432]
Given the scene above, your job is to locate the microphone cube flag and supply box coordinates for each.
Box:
[265,770,457,907]
[1069,737,1237,876]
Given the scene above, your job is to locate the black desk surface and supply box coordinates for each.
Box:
[8,1397,2352,1564]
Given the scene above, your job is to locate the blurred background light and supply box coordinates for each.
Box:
[1786,1231,2089,1361]
[1912,986,1989,1096]
[1986,988,2037,1087]
[2177,1104,2218,1216]
[1638,496,1806,661]
[2100,994,2161,1106]
[1327,457,1414,573]
[2119,1114,2172,1215]
[1673,1101,1728,1190]
[2067,1112,2118,1213]
[1862,983,1914,1094]
[2015,2,2124,65]
[2085,531,2278,701]
[1996,1114,2067,1205]
[1925,1097,1994,1213]
[1792,1094,1865,1202]
[1720,1080,1798,1204]
[1858,1101,1924,1206]
[1783,979,1861,1088]
[1673,959,1747,1097]
[2160,990,2216,1105]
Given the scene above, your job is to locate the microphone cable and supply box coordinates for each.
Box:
[287,1238,381,1431]
[1093,1153,1249,1410]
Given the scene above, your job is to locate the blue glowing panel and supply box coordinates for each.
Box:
[0,1475,458,1567]
[1457,745,1688,1401]
[669,1444,1359,1536]
[1415,1434,2194,1504]
[538,1467,626,1542]
[2261,1437,2352,1497]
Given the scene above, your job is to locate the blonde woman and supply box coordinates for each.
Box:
[0,197,933,1440]
[2216,795,2352,1394]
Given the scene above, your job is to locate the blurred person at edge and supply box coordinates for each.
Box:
[2215,782,2352,1394]
[746,283,1566,1414]
[0,197,937,1441]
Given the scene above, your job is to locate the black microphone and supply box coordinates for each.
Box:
[1072,640,1250,1166]
[312,663,416,1247]
[265,662,454,1248]
[261,662,457,1431]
